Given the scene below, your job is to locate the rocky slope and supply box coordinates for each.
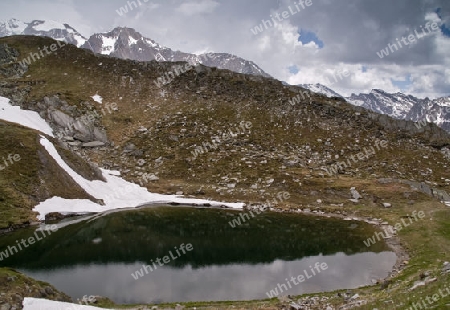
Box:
[0,35,449,224]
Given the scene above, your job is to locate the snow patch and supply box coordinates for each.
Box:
[145,38,158,47]
[100,36,116,54]
[0,97,54,137]
[23,297,109,310]
[33,136,244,220]
[129,36,137,45]
[300,83,343,98]
[91,94,103,104]
[1,19,27,35]
[73,34,87,47]
[33,20,65,32]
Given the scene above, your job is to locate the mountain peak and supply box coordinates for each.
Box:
[0,18,270,78]
[297,83,343,98]
[0,18,87,47]
[371,88,388,94]
[106,26,143,37]
[346,89,450,131]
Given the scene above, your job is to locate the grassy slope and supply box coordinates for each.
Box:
[0,120,101,229]
[0,36,450,308]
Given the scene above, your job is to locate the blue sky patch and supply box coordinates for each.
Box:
[435,8,450,38]
[391,75,412,91]
[298,29,324,48]
[288,65,299,74]
[440,24,450,38]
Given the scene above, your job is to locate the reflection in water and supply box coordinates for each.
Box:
[22,251,396,303]
[0,207,396,303]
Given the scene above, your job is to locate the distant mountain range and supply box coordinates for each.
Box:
[0,18,271,78]
[300,83,450,132]
[0,19,87,47]
[2,18,449,132]
[347,90,450,132]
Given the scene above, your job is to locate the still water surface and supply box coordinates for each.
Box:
[0,207,396,303]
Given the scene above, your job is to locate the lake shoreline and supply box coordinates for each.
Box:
[0,203,409,308]
[4,203,408,282]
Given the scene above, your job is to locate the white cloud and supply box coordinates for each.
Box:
[424,11,441,24]
[176,0,219,16]
[147,2,160,10]
[275,23,303,48]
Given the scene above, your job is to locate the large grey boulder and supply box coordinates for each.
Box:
[82,141,105,148]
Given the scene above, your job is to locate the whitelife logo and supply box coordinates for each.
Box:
[0,153,21,171]
[18,41,66,68]
[190,121,252,160]
[228,191,290,228]
[265,262,328,298]
[323,140,388,176]
[250,0,313,35]
[131,243,193,280]
[0,225,58,261]
[377,21,440,59]
[363,210,425,247]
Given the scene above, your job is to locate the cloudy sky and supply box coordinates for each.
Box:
[1,0,449,98]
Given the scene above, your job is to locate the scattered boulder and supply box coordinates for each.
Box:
[63,136,74,141]
[44,212,65,222]
[131,149,144,156]
[409,277,437,291]
[290,302,301,310]
[350,187,362,200]
[142,173,159,181]
[442,261,450,274]
[82,141,105,148]
[73,132,92,142]
[67,141,82,147]
[0,303,12,310]
[123,143,136,153]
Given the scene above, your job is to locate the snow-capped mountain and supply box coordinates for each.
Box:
[346,89,419,119]
[0,19,270,78]
[346,89,450,132]
[81,27,170,59]
[0,18,87,47]
[80,27,270,77]
[296,84,450,132]
[406,96,450,132]
[299,83,344,98]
